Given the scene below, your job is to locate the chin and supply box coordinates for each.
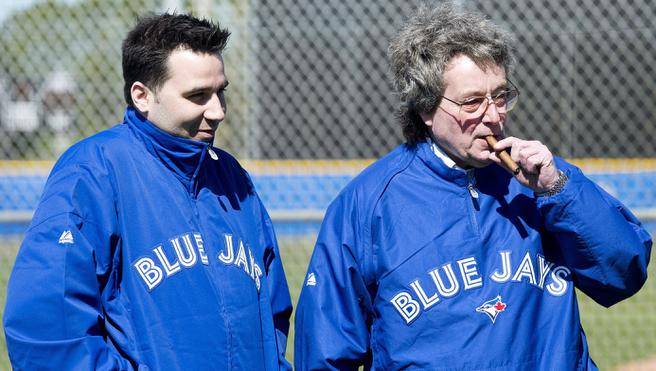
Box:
[468,155,493,168]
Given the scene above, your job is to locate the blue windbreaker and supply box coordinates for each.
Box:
[295,141,651,370]
[4,108,292,370]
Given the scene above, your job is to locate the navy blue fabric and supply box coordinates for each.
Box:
[295,141,651,370]
[3,108,292,370]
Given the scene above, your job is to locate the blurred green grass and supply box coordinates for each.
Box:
[0,241,19,370]
[578,248,656,369]
[1,235,654,370]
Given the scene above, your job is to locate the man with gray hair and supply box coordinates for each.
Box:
[294,2,651,370]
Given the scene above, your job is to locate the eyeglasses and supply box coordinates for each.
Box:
[440,80,519,117]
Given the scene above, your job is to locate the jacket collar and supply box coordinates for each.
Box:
[430,140,464,171]
[417,139,513,190]
[124,107,210,182]
[417,139,469,186]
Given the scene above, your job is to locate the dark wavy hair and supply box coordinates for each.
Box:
[122,13,230,107]
[388,2,515,145]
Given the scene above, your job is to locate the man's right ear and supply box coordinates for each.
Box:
[419,109,435,128]
[130,82,151,113]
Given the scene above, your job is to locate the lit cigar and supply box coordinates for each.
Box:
[485,135,520,175]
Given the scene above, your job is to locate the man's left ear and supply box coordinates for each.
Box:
[130,81,152,114]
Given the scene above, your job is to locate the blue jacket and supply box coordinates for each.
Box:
[295,141,651,370]
[4,108,292,370]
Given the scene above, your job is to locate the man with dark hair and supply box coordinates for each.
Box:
[295,2,651,370]
[4,13,292,370]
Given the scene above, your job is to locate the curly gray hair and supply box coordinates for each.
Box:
[389,2,516,145]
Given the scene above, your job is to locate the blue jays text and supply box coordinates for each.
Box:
[133,232,263,292]
[391,250,570,324]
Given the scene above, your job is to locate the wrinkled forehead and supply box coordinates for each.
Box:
[443,54,507,95]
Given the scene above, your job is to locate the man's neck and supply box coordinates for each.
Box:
[429,139,467,171]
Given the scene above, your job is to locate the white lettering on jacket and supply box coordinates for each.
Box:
[217,233,263,291]
[133,232,263,292]
[390,251,571,324]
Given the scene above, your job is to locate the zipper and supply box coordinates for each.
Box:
[189,146,217,198]
[191,145,234,368]
[465,169,480,234]
[467,169,479,200]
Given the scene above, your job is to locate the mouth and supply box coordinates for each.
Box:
[477,134,504,148]
[195,129,216,142]
[476,136,493,146]
[475,136,495,155]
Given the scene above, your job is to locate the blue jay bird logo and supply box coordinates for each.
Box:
[476,295,507,323]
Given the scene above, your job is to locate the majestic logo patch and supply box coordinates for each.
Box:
[306,272,317,286]
[58,230,74,244]
[476,295,507,323]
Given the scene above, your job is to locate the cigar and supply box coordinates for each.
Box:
[485,135,520,175]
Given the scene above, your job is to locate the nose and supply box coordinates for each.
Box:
[482,96,501,124]
[204,92,226,122]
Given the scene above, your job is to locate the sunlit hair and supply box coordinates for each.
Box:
[388,1,515,145]
[122,13,230,107]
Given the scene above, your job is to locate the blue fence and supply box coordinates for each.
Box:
[1,164,655,236]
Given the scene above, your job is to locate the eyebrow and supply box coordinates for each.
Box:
[459,82,509,98]
[184,81,230,96]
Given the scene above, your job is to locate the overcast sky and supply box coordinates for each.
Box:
[0,0,82,22]
[0,1,34,22]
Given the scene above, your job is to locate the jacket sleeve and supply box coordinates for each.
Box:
[2,162,135,370]
[538,160,652,307]
[261,208,293,370]
[294,194,373,371]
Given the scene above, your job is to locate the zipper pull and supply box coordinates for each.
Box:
[467,170,479,199]
[468,183,479,199]
[207,147,219,160]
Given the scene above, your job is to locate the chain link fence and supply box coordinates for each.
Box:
[0,0,654,369]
